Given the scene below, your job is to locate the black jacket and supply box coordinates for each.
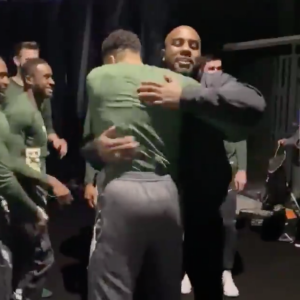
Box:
[179,71,265,192]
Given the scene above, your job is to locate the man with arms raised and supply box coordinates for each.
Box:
[3,57,73,300]
[0,57,72,300]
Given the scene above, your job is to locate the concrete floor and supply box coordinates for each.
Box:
[45,195,300,300]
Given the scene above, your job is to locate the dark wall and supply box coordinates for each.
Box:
[0,0,86,181]
[0,0,298,182]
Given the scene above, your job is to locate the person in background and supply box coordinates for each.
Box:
[222,140,246,297]
[5,41,68,298]
[5,41,67,160]
[278,129,299,147]
[3,57,73,300]
[0,56,72,300]
[204,55,247,297]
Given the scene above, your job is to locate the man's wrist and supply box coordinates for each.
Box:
[46,175,57,188]
[48,133,59,143]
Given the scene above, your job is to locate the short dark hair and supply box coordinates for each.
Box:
[20,58,47,80]
[14,41,40,56]
[101,29,141,58]
[203,54,222,62]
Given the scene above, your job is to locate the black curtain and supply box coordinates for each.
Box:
[0,0,282,183]
[0,0,93,182]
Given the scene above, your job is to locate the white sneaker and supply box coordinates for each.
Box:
[223,270,239,297]
[181,274,192,294]
[13,289,23,300]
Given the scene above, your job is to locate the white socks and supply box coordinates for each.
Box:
[181,271,240,297]
[181,274,192,294]
[223,270,239,297]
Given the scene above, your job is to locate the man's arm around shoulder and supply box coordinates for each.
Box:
[180,72,266,140]
[181,72,265,113]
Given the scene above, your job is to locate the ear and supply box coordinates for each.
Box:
[106,55,116,64]
[161,49,165,61]
[13,56,20,67]
[24,74,33,86]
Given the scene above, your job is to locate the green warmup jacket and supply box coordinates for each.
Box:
[224,140,247,170]
[3,93,49,207]
[3,93,48,171]
[5,78,55,135]
[0,110,48,220]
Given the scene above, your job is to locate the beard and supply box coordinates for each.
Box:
[176,65,200,79]
[163,60,199,79]
[176,68,193,76]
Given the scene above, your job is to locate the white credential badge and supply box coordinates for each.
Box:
[25,148,41,172]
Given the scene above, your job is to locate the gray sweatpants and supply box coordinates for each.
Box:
[220,190,237,270]
[88,172,182,300]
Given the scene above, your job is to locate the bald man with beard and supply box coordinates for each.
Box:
[137,26,265,300]
[84,27,265,300]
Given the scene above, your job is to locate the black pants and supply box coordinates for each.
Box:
[9,222,54,300]
[88,172,182,300]
[220,190,237,270]
[182,182,227,300]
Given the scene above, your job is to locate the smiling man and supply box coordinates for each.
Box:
[163,26,201,76]
[0,57,72,300]
[3,58,73,300]
[137,25,265,300]
[5,41,67,160]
